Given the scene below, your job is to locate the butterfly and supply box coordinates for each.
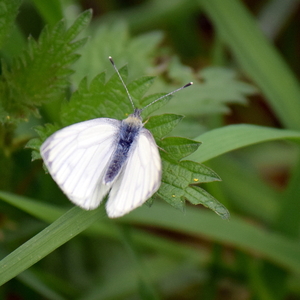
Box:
[40,57,192,218]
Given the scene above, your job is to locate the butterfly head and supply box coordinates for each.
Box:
[123,108,143,127]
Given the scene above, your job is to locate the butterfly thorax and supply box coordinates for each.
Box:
[123,108,143,126]
[103,109,143,185]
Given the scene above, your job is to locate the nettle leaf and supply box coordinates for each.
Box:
[159,137,201,161]
[29,64,229,218]
[185,186,230,219]
[0,0,21,48]
[161,56,257,117]
[72,20,164,86]
[144,114,184,139]
[60,66,157,126]
[156,154,228,218]
[0,10,92,122]
[26,123,60,160]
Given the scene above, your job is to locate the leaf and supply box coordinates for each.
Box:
[159,137,201,160]
[26,123,60,160]
[0,0,21,48]
[125,202,300,274]
[157,155,226,217]
[184,186,229,219]
[188,124,300,163]
[199,0,300,130]
[72,20,164,86]
[161,57,257,117]
[145,114,184,139]
[0,206,104,286]
[30,0,63,26]
[2,192,300,285]
[0,10,92,122]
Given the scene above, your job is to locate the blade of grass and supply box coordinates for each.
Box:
[209,157,279,224]
[188,124,300,163]
[0,207,105,286]
[0,191,208,269]
[123,202,300,274]
[199,0,300,130]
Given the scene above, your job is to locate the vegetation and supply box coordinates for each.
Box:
[0,0,300,299]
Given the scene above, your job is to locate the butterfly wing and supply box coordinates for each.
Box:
[106,128,162,218]
[41,118,121,210]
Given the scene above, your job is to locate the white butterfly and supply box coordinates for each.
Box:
[41,57,192,218]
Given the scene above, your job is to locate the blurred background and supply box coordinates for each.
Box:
[1,0,300,299]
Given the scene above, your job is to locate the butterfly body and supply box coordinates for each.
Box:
[104,109,143,184]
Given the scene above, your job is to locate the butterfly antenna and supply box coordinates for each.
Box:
[141,82,193,112]
[109,56,135,110]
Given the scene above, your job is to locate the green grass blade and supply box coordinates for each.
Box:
[124,202,300,273]
[210,157,279,224]
[188,124,300,163]
[0,191,206,265]
[0,207,105,286]
[199,0,300,130]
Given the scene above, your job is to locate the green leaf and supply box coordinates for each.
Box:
[188,124,300,163]
[31,0,63,26]
[160,56,257,117]
[184,186,229,219]
[72,21,164,86]
[199,0,300,130]
[0,10,92,122]
[157,156,226,217]
[0,206,104,286]
[145,114,184,139]
[124,202,300,274]
[159,137,201,160]
[26,123,60,161]
[0,191,202,288]
[0,0,21,48]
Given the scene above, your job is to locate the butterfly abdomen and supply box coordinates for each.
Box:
[104,113,143,184]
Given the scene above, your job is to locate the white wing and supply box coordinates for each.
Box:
[106,128,161,218]
[40,118,121,210]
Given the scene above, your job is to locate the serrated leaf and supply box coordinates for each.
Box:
[162,159,221,186]
[60,67,158,127]
[0,10,92,122]
[157,156,227,217]
[184,186,230,220]
[156,182,186,211]
[145,114,184,139]
[127,76,155,107]
[72,21,164,86]
[160,56,257,118]
[0,0,21,48]
[26,123,60,160]
[64,10,92,42]
[141,93,173,118]
[159,137,201,161]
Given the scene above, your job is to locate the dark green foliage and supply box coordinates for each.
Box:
[0,0,21,48]
[0,10,92,123]
[3,1,299,299]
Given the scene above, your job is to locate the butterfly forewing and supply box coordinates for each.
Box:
[106,128,161,218]
[41,118,121,209]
